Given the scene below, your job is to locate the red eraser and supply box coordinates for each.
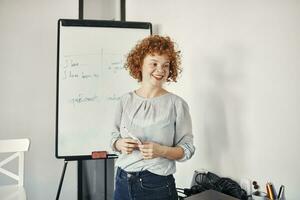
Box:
[92,151,107,159]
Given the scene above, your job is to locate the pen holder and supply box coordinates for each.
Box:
[251,191,268,200]
[252,191,283,200]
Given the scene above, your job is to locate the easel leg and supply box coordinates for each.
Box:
[56,160,68,200]
[104,159,107,200]
[78,160,83,200]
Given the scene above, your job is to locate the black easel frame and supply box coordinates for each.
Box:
[79,0,126,21]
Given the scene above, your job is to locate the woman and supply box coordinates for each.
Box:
[111,35,195,200]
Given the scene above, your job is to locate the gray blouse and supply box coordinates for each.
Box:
[111,91,195,176]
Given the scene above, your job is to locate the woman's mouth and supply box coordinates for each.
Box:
[152,74,164,81]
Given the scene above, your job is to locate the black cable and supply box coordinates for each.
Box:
[185,171,249,200]
[215,177,248,199]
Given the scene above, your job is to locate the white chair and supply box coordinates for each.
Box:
[0,138,30,200]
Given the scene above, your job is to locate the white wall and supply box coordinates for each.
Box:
[127,0,300,199]
[1,0,299,199]
[84,0,120,20]
[0,0,78,199]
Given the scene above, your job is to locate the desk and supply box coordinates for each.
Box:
[185,190,239,200]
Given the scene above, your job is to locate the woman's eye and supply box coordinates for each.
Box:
[152,63,157,67]
[164,64,170,68]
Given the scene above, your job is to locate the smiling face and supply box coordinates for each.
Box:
[141,53,170,88]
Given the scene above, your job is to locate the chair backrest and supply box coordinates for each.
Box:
[0,139,30,186]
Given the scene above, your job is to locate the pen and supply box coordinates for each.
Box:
[277,185,284,199]
[266,182,275,200]
[123,126,142,144]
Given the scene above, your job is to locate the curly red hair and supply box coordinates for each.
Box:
[125,35,182,82]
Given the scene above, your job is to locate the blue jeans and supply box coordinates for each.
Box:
[114,167,178,200]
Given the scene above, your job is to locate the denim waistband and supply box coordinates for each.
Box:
[116,167,171,179]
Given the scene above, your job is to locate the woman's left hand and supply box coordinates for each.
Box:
[138,142,165,160]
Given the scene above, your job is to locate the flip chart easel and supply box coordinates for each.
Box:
[55,19,152,200]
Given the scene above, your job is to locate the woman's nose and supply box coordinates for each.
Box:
[156,65,164,72]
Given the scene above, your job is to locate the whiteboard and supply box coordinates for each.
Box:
[56,19,151,159]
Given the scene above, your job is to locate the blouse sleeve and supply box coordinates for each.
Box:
[174,99,195,162]
[110,98,123,154]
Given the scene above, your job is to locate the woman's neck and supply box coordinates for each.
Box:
[135,85,168,99]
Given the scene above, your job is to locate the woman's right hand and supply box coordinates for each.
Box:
[115,138,139,154]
